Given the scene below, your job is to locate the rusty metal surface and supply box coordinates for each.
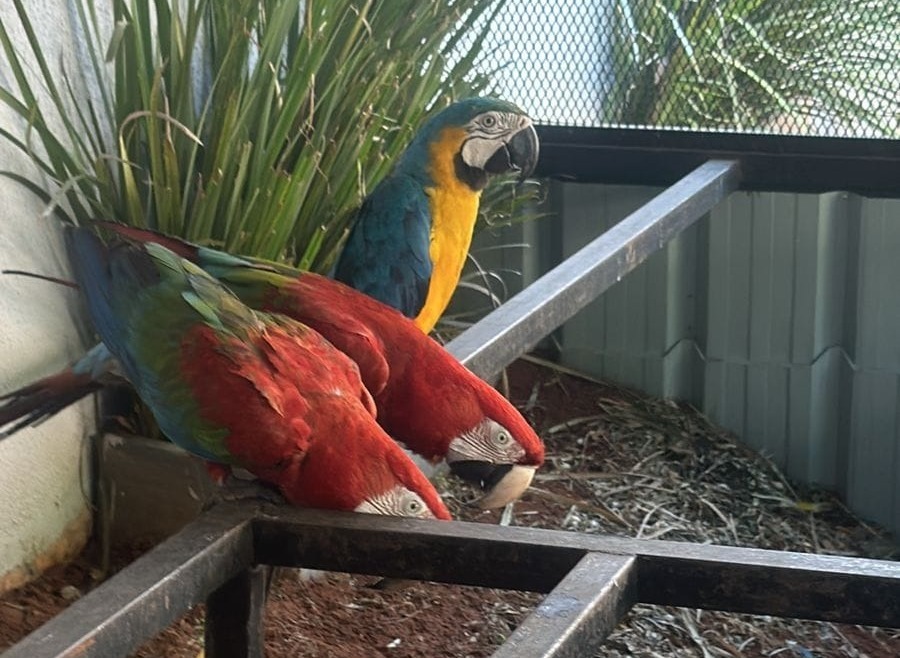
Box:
[252,505,900,628]
[492,553,637,658]
[446,159,742,378]
[2,505,255,658]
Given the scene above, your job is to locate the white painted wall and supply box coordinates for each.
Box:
[0,0,97,591]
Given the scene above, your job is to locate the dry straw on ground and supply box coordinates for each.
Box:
[471,358,900,657]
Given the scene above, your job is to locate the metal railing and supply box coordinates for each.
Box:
[7,159,900,658]
[5,501,900,658]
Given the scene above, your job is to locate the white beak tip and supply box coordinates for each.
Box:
[476,465,536,509]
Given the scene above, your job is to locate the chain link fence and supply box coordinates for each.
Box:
[478,0,899,138]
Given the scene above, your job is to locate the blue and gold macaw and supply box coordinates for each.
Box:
[333,97,539,333]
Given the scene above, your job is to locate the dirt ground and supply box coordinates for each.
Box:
[1,359,898,657]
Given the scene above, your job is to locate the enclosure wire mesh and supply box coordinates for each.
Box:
[477,0,900,138]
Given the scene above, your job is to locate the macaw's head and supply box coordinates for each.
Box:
[281,406,452,521]
[401,97,539,191]
[352,445,453,521]
[444,385,545,509]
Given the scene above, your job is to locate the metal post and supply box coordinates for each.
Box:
[204,566,269,658]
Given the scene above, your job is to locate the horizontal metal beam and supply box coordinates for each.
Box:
[3,505,255,658]
[635,550,900,625]
[253,505,585,593]
[447,159,741,377]
[251,504,900,628]
[493,553,637,658]
[535,125,900,198]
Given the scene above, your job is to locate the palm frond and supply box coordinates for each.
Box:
[609,0,900,136]
[1,0,515,271]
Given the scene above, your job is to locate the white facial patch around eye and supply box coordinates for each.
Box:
[468,111,530,138]
[460,112,532,169]
[354,498,387,515]
[491,422,526,461]
[447,419,526,463]
[355,485,434,518]
[460,136,501,170]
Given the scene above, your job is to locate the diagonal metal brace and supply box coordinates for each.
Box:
[447,159,742,378]
[2,504,255,658]
[492,553,637,658]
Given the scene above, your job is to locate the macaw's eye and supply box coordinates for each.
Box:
[403,495,425,516]
[493,430,512,447]
[481,113,497,128]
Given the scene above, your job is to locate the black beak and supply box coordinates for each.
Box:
[449,460,513,491]
[483,124,539,182]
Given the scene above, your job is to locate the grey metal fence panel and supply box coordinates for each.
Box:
[847,197,900,534]
[557,183,666,396]
[856,198,900,371]
[487,184,900,535]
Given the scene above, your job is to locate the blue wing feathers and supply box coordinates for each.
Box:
[333,175,433,318]
[64,229,143,383]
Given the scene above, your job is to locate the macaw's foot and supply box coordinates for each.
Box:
[203,462,287,507]
[217,476,286,505]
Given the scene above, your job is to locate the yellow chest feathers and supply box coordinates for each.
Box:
[415,127,482,333]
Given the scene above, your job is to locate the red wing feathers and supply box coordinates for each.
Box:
[264,278,391,397]
[179,324,315,483]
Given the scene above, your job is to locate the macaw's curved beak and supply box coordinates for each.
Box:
[448,461,536,509]
[484,123,539,182]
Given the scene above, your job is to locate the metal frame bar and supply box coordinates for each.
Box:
[488,553,637,658]
[7,504,900,658]
[204,566,268,658]
[253,507,900,627]
[2,505,255,658]
[7,159,898,657]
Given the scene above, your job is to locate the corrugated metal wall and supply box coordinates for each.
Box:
[478,182,900,536]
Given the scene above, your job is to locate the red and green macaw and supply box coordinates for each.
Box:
[333,97,539,333]
[63,228,451,520]
[1,96,542,505]
[117,225,544,507]
[2,225,545,508]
